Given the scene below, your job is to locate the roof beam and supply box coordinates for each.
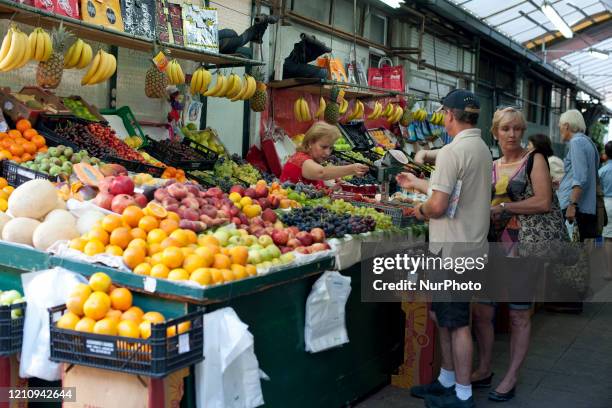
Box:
[536,18,612,60]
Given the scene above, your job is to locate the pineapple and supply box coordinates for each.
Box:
[400,110,413,127]
[324,85,340,124]
[249,69,267,112]
[37,23,69,89]
[145,63,168,98]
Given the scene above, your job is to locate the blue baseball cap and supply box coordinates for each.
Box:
[437,89,480,113]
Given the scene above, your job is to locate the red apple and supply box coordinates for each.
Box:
[255,185,268,199]
[98,177,114,194]
[310,228,326,243]
[281,246,293,254]
[296,231,314,246]
[295,246,311,254]
[262,208,277,223]
[268,195,280,209]
[93,192,114,210]
[287,238,301,249]
[272,230,289,246]
[133,193,148,208]
[109,175,135,195]
[310,243,328,252]
[229,185,245,196]
[111,194,136,213]
[244,188,257,199]
[287,226,300,236]
[257,197,270,210]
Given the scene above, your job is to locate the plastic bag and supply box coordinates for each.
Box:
[305,271,352,353]
[196,307,266,408]
[20,267,87,380]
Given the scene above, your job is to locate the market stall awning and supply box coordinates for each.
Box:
[447,0,612,108]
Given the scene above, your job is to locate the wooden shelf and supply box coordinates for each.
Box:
[0,0,264,68]
[268,78,411,100]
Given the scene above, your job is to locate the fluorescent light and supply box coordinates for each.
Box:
[588,49,609,60]
[378,0,403,8]
[541,1,573,39]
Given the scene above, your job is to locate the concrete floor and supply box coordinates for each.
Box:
[356,302,612,408]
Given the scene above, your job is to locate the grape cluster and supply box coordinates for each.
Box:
[281,182,326,199]
[280,206,375,237]
[325,155,350,166]
[213,156,262,185]
[342,173,378,186]
[326,199,394,231]
[340,151,374,165]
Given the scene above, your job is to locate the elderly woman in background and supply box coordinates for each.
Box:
[528,134,564,190]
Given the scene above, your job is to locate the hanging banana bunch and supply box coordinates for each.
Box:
[293,97,311,122]
[189,67,212,95]
[0,25,32,72]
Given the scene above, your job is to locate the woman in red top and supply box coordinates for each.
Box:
[281,121,369,187]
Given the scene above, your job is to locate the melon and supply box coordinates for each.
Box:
[8,180,58,219]
[33,219,79,251]
[0,212,11,235]
[2,218,41,246]
[44,209,76,226]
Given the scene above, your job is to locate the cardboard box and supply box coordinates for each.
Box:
[0,355,28,408]
[61,364,188,408]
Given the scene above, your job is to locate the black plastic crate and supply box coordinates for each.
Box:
[143,138,216,171]
[0,302,26,356]
[35,114,92,151]
[104,155,164,178]
[49,305,204,378]
[1,159,58,187]
[181,137,218,162]
[338,122,375,151]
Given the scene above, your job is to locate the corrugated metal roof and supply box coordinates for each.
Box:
[448,0,612,108]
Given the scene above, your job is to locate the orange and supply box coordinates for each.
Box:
[106,245,123,256]
[102,214,123,232]
[70,283,92,299]
[148,243,163,256]
[142,311,165,323]
[180,247,195,258]
[183,254,205,273]
[75,317,96,333]
[231,264,248,280]
[190,268,212,286]
[195,246,214,267]
[2,186,13,195]
[127,238,147,250]
[159,218,179,234]
[22,128,38,140]
[197,235,219,247]
[0,150,11,160]
[169,230,189,247]
[144,202,167,219]
[229,246,248,266]
[22,142,36,155]
[83,295,110,320]
[122,306,144,323]
[93,318,118,335]
[66,293,88,316]
[211,268,224,284]
[37,145,47,153]
[133,262,152,275]
[109,227,132,249]
[138,215,159,232]
[168,268,189,281]
[161,247,184,269]
[56,312,80,330]
[89,272,112,292]
[122,206,144,228]
[151,252,164,265]
[7,129,21,139]
[84,239,105,256]
[109,287,133,311]
[167,321,191,337]
[160,237,181,249]
[147,228,167,244]
[9,144,24,157]
[88,227,109,245]
[213,253,231,270]
[204,244,220,256]
[90,291,111,309]
[118,320,140,338]
[106,309,122,321]
[130,228,147,241]
[166,211,180,222]
[139,320,152,339]
[31,134,46,148]
[69,237,87,252]
[123,247,146,269]
[221,269,235,282]
[150,264,170,278]
[245,265,257,277]
[15,119,31,133]
[184,229,197,244]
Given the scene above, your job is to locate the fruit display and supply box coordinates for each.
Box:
[366,101,384,120]
[37,24,68,89]
[324,86,340,125]
[0,25,33,72]
[368,128,396,149]
[293,97,311,122]
[93,175,149,213]
[161,167,186,182]
[9,91,63,113]
[0,289,25,319]
[28,27,52,63]
[385,105,404,125]
[57,272,176,339]
[341,174,378,186]
[62,97,100,121]
[145,63,169,99]
[182,125,226,155]
[189,67,212,95]
[0,178,13,211]
[166,60,185,85]
[213,155,261,186]
[81,49,117,86]
[230,180,300,212]
[338,150,374,166]
[280,206,375,238]
[326,199,393,231]
[123,135,144,149]
[21,145,100,177]
[248,69,267,112]
[63,38,93,69]
[412,108,428,122]
[333,136,351,151]
[140,152,164,167]
[429,111,445,125]
[0,120,48,163]
[280,182,326,199]
[189,170,244,192]
[344,100,364,122]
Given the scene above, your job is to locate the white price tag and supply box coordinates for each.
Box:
[178,333,190,354]
[143,277,157,293]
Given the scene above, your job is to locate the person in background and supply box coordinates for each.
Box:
[280,121,369,187]
[599,141,612,279]
[397,89,491,408]
[527,134,564,190]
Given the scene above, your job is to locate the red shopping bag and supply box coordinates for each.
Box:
[367,67,384,88]
[382,64,404,92]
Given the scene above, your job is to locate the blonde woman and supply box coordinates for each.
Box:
[280,121,369,187]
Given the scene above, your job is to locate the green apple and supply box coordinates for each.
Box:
[229,228,241,238]
[258,235,273,247]
[260,247,274,262]
[259,261,273,269]
[248,250,263,264]
[0,290,21,306]
[228,236,244,246]
[243,235,258,246]
[213,230,230,246]
[271,258,281,266]
[249,244,263,251]
[280,252,296,264]
[267,245,281,259]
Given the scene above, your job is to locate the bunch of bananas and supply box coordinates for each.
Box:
[189,67,212,95]
[81,49,116,85]
[413,109,428,121]
[64,39,92,69]
[227,74,257,101]
[314,97,326,119]
[294,97,311,122]
[29,27,52,63]
[0,26,33,72]
[339,98,349,114]
[386,105,404,124]
[166,59,185,85]
[366,101,385,120]
[345,100,364,121]
[430,111,445,125]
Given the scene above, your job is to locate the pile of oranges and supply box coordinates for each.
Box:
[69,202,257,286]
[0,119,47,163]
[0,177,14,212]
[56,272,189,339]
[161,166,186,182]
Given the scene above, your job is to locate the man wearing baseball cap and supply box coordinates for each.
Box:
[397,89,492,408]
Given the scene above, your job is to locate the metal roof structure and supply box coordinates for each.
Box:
[447,0,612,108]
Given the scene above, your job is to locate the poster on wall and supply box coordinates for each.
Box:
[184,97,203,130]
[182,5,219,53]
